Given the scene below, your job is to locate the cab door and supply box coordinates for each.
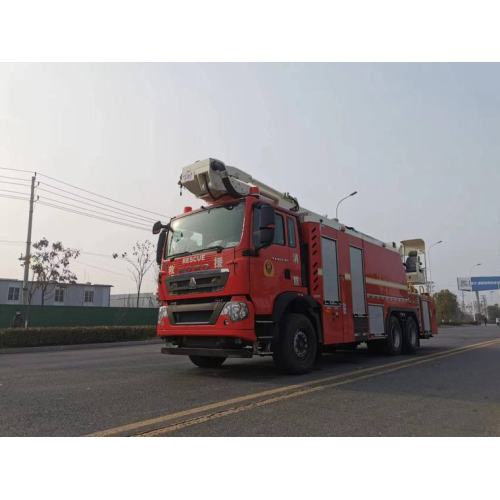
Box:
[285,215,303,289]
[250,206,292,315]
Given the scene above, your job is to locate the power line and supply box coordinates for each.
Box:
[0,241,130,262]
[0,174,31,182]
[37,200,151,232]
[0,166,36,175]
[37,184,155,223]
[0,240,25,246]
[0,193,29,202]
[80,250,116,259]
[74,260,130,278]
[37,172,169,219]
[37,195,154,228]
[0,187,30,197]
[0,165,170,220]
[0,180,32,188]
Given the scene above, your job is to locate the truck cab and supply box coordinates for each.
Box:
[156,186,310,368]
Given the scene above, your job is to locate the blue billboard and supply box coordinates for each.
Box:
[470,276,500,291]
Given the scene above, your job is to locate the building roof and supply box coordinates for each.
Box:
[0,278,113,288]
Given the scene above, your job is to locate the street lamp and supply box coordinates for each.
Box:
[469,263,482,274]
[427,240,443,293]
[335,191,358,221]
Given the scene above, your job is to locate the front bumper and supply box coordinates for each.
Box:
[161,333,255,358]
[161,346,253,358]
[157,296,257,343]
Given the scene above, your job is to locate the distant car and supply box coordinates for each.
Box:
[496,318,500,327]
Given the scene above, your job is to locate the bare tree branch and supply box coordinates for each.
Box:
[113,240,154,307]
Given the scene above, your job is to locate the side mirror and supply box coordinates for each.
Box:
[156,224,170,265]
[152,221,163,235]
[255,204,275,250]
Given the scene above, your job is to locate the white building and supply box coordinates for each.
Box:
[0,278,112,307]
[110,292,159,308]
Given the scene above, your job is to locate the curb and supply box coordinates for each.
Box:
[0,338,163,355]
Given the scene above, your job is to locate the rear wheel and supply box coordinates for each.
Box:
[273,313,318,374]
[385,315,403,355]
[189,356,226,368]
[403,316,420,354]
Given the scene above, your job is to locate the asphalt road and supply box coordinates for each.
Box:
[1,325,500,436]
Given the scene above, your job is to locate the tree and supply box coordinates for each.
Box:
[434,289,459,323]
[20,237,80,305]
[113,240,154,308]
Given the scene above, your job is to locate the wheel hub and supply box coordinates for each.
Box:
[393,327,401,349]
[294,330,309,359]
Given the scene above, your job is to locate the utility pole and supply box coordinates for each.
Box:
[22,174,36,308]
[475,290,481,320]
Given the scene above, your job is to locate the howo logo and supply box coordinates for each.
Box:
[182,254,206,264]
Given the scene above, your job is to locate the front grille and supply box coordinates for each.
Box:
[166,269,229,295]
[173,310,213,324]
[167,301,226,325]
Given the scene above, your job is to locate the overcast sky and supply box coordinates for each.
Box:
[1,63,499,300]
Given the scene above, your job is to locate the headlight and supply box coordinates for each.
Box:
[221,301,249,322]
[158,305,168,324]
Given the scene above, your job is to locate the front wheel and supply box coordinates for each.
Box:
[273,313,318,374]
[189,356,226,368]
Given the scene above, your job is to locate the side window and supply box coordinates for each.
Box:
[8,287,20,301]
[287,217,296,248]
[54,288,65,303]
[84,290,94,303]
[273,213,285,245]
[252,206,285,247]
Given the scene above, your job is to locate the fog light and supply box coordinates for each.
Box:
[158,306,168,324]
[221,301,249,322]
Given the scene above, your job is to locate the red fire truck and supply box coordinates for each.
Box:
[153,158,437,374]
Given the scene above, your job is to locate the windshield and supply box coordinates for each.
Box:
[166,202,245,258]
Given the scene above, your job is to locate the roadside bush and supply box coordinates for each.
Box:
[0,325,157,349]
[439,320,480,327]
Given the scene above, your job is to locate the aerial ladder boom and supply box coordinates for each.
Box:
[179,158,395,251]
[180,158,301,212]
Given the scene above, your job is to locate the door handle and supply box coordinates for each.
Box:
[284,269,291,279]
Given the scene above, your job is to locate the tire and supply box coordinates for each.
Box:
[273,313,318,374]
[403,316,420,354]
[385,315,403,355]
[189,356,226,368]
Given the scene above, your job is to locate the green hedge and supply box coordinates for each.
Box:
[0,325,157,349]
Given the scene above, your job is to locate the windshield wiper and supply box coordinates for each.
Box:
[168,245,225,260]
[202,245,225,253]
[168,251,191,260]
